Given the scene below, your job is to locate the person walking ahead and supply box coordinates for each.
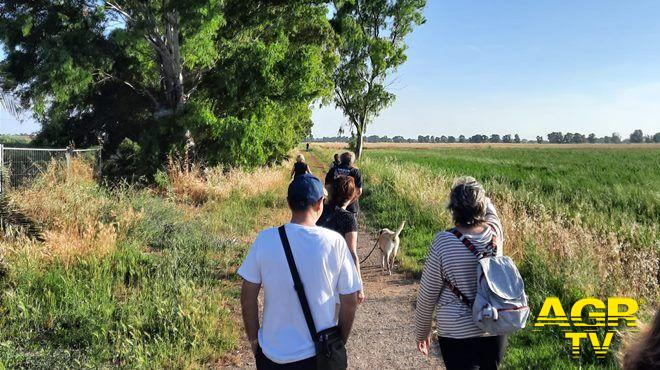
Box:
[291,154,311,179]
[239,174,362,369]
[415,176,507,370]
[324,152,362,215]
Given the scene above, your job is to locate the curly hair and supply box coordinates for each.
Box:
[446,176,487,226]
[332,175,357,207]
[622,307,660,370]
[340,151,355,166]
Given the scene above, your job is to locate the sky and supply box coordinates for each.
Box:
[0,49,41,135]
[313,0,660,139]
[2,0,660,139]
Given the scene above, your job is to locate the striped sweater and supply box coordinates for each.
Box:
[415,199,504,340]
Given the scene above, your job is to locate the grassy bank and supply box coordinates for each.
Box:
[355,146,659,369]
[0,134,32,146]
[0,159,289,368]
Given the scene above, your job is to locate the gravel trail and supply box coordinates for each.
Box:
[341,228,442,369]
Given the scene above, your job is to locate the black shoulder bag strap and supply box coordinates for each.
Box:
[278,225,318,341]
[443,227,498,308]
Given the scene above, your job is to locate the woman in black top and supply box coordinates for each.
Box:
[290,154,311,179]
[317,175,364,303]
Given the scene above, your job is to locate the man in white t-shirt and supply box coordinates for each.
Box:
[239,173,362,369]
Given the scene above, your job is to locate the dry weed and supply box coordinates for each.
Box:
[4,159,140,264]
[205,165,288,199]
[165,159,210,205]
[165,157,288,205]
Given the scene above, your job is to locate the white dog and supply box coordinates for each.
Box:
[378,221,406,275]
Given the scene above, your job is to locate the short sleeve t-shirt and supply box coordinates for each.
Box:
[237,223,362,364]
[293,162,309,177]
[317,206,358,236]
[326,164,362,213]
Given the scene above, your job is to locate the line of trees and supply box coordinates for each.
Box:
[546,130,660,144]
[309,129,660,144]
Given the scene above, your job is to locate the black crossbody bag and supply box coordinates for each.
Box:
[278,226,348,370]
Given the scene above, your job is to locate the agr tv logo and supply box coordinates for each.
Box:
[533,297,638,358]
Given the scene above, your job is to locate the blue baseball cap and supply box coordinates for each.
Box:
[288,174,325,209]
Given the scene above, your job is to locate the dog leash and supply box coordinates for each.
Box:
[360,238,380,264]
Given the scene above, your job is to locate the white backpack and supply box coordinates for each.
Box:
[444,227,530,335]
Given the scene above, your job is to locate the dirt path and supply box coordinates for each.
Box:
[225,149,443,369]
[345,227,442,369]
[305,148,328,177]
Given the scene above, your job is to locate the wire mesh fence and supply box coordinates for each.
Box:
[0,145,102,192]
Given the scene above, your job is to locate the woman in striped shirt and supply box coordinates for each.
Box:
[415,176,507,370]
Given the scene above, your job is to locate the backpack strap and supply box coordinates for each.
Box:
[278,225,318,341]
[448,227,480,257]
[444,278,473,308]
[442,227,498,308]
[448,227,497,257]
[486,224,499,255]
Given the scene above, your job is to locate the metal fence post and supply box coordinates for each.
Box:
[66,145,76,181]
[97,147,102,180]
[0,143,3,194]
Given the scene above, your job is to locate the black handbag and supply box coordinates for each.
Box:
[278,226,348,370]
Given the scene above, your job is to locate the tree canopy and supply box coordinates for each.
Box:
[331,0,426,158]
[0,0,336,174]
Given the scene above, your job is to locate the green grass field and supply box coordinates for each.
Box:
[0,134,32,146]
[356,145,659,369]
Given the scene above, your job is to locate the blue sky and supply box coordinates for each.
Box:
[0,48,40,134]
[3,0,660,138]
[314,0,660,139]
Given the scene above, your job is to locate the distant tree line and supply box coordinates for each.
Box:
[545,130,659,144]
[308,129,660,144]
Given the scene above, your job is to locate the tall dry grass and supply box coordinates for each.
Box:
[162,157,289,205]
[3,159,141,264]
[495,190,659,301]
[2,156,291,265]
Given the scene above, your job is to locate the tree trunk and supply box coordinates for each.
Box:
[147,9,184,117]
[104,1,186,119]
[355,125,364,160]
[161,10,185,113]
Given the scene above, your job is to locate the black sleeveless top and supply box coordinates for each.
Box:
[317,206,358,235]
[293,162,309,177]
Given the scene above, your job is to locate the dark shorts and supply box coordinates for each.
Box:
[438,335,507,370]
[255,346,316,370]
